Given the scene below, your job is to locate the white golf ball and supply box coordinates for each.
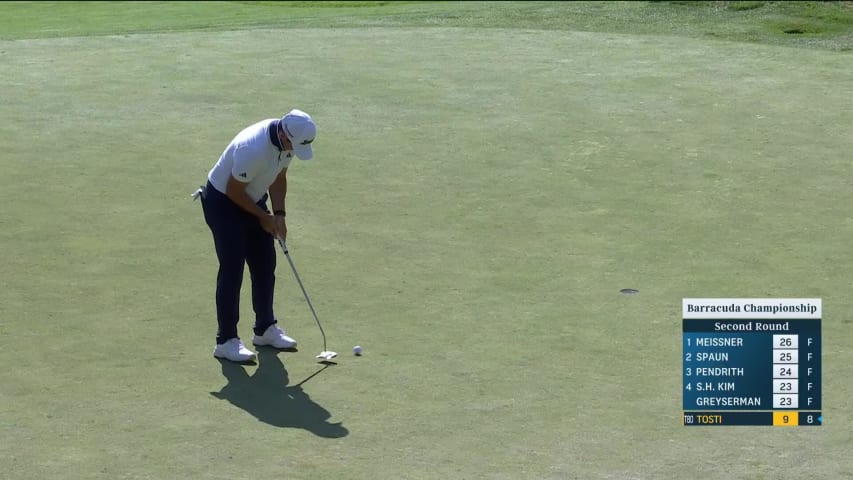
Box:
[353,345,362,355]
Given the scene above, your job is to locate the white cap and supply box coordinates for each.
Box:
[281,109,316,160]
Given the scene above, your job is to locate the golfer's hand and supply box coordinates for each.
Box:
[259,214,277,236]
[274,216,287,240]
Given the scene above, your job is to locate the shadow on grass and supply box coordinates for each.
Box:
[210,348,348,438]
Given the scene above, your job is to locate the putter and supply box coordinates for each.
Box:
[277,238,337,362]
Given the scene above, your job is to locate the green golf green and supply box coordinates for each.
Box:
[1,2,851,479]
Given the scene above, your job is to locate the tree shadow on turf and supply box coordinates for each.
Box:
[210,348,348,438]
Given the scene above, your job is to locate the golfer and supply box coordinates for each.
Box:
[196,109,317,362]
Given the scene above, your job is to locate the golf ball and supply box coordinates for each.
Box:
[353,345,362,355]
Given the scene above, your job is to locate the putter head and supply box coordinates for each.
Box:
[316,351,337,362]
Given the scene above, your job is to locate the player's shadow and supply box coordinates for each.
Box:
[210,348,348,438]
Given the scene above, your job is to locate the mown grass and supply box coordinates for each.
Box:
[1,1,852,50]
[1,1,852,480]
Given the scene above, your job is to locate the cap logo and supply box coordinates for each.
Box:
[284,123,314,146]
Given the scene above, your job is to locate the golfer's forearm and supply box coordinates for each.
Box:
[225,186,269,219]
[269,174,287,213]
[269,190,286,213]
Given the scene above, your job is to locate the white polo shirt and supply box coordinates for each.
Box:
[208,119,293,202]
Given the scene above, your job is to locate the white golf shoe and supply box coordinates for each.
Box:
[213,338,256,362]
[252,324,297,349]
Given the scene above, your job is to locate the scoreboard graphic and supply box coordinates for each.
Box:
[682,298,822,426]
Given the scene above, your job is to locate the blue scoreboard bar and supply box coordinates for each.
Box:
[682,299,822,427]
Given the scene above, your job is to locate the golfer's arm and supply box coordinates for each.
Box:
[269,168,287,214]
[225,175,269,219]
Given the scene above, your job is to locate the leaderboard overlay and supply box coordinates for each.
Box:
[683,298,822,426]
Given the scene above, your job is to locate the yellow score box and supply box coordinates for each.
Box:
[773,411,799,426]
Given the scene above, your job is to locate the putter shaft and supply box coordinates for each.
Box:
[277,239,329,352]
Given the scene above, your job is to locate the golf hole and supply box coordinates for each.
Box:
[620,288,639,294]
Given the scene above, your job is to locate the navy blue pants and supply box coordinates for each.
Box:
[201,181,277,344]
